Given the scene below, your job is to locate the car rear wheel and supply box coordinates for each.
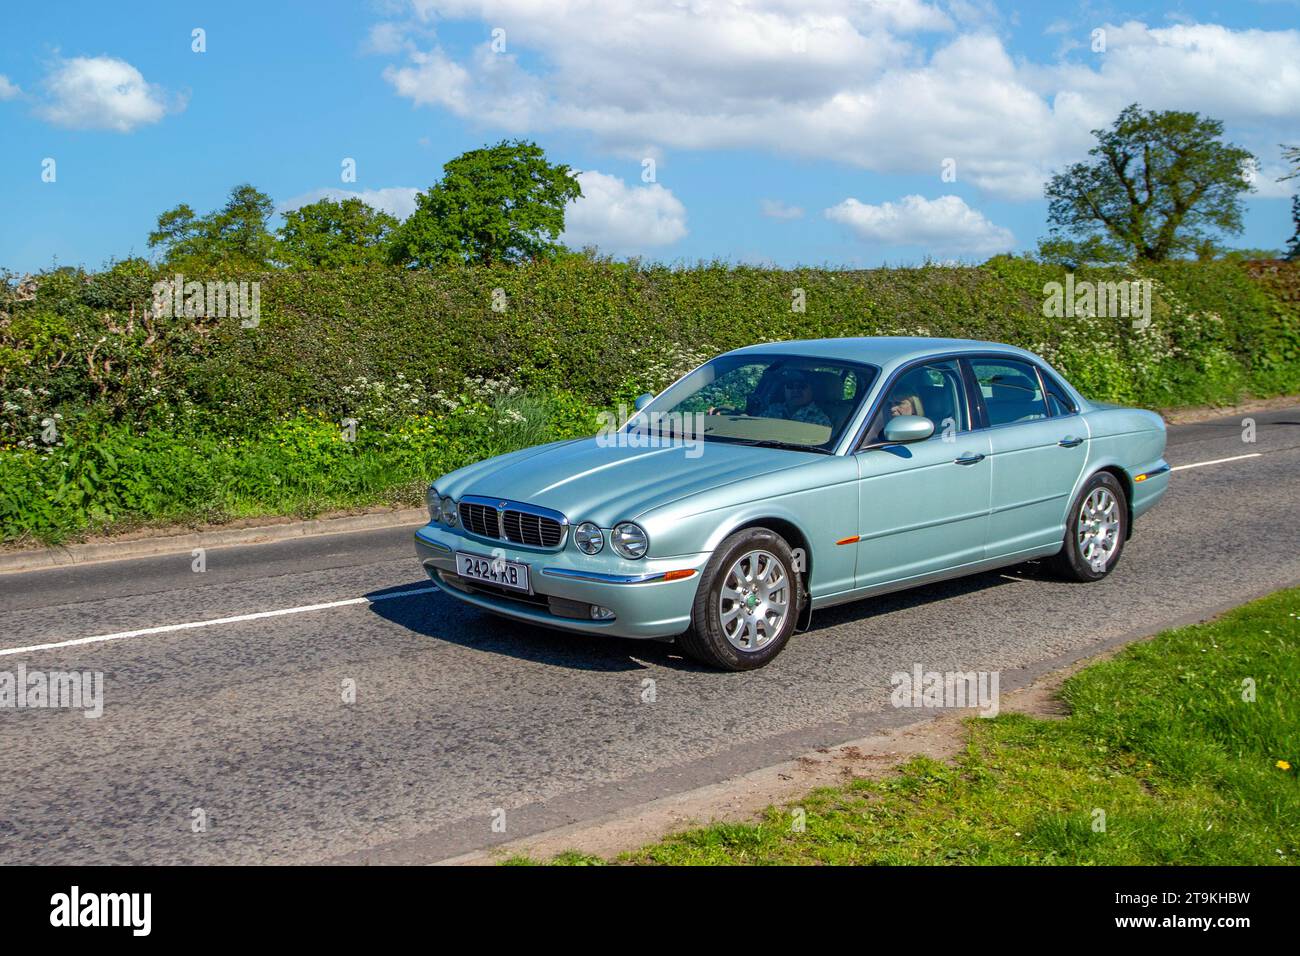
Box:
[1050,471,1128,582]
[678,528,800,670]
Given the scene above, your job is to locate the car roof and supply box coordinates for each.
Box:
[725,336,1040,371]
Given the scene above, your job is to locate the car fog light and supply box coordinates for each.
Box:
[590,605,616,621]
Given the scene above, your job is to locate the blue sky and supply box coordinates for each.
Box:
[1,0,1296,273]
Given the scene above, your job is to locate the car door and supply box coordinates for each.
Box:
[967,356,1089,558]
[852,358,992,589]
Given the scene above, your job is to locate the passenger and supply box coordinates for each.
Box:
[761,373,832,427]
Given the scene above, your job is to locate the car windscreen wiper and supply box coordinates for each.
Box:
[727,438,833,454]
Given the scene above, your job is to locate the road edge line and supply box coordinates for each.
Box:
[0,508,428,576]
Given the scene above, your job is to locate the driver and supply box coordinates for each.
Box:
[888,392,924,418]
[761,372,831,427]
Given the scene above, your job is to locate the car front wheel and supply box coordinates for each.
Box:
[678,528,800,670]
[1050,471,1129,582]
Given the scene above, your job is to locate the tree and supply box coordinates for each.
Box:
[388,140,582,268]
[1042,104,1256,263]
[1035,234,1126,269]
[278,197,399,269]
[1281,144,1299,261]
[148,184,277,269]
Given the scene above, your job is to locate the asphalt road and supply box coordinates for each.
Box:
[1,407,1298,864]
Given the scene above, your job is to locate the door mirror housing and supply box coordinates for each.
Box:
[882,415,935,444]
[634,393,654,411]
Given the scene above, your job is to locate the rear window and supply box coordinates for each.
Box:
[969,358,1048,426]
[1041,369,1077,416]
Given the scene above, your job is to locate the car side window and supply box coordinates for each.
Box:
[1041,369,1077,416]
[969,358,1048,427]
[862,359,969,446]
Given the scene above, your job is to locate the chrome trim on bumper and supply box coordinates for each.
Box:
[541,567,694,585]
[414,528,452,553]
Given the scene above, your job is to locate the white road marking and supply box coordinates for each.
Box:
[0,450,1269,659]
[0,586,440,658]
[1170,452,1262,472]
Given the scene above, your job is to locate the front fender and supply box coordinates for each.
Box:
[637,455,860,598]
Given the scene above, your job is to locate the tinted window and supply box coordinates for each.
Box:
[1041,369,1077,416]
[863,359,969,445]
[970,358,1048,426]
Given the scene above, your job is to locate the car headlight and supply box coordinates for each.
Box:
[574,521,604,555]
[427,486,441,523]
[610,522,649,559]
[440,496,458,526]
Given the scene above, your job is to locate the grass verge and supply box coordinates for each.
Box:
[513,586,1300,865]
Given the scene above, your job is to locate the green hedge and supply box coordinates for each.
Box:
[0,391,597,541]
[6,256,1299,438]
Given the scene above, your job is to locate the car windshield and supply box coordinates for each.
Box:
[635,354,878,451]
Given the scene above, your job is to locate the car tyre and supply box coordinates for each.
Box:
[1050,471,1128,582]
[678,527,801,671]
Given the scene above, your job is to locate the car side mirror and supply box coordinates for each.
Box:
[882,415,935,444]
[634,393,654,411]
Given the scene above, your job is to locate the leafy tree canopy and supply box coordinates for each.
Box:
[1043,104,1255,263]
[148,184,277,270]
[278,197,399,269]
[1281,144,1299,262]
[388,140,582,268]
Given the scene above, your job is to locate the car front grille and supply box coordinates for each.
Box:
[502,509,564,548]
[459,501,499,538]
[457,496,567,549]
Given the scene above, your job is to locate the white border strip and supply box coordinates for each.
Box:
[0,586,439,658]
[1170,452,1262,472]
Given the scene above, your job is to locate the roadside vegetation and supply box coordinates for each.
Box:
[3,115,1300,545]
[4,256,1298,545]
[511,587,1300,866]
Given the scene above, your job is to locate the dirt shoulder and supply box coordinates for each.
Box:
[1158,393,1300,424]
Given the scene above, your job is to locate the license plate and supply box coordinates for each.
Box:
[455,551,531,592]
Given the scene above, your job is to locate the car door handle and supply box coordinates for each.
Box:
[954,453,985,465]
[1058,436,1083,448]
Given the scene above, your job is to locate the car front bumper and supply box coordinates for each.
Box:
[413,523,709,639]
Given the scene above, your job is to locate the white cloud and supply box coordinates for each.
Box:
[279,187,422,221]
[0,75,19,100]
[373,4,1300,200]
[1029,23,1300,128]
[1249,165,1299,200]
[384,44,545,130]
[760,199,804,220]
[825,194,1014,254]
[365,22,412,55]
[36,56,180,132]
[562,171,687,254]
